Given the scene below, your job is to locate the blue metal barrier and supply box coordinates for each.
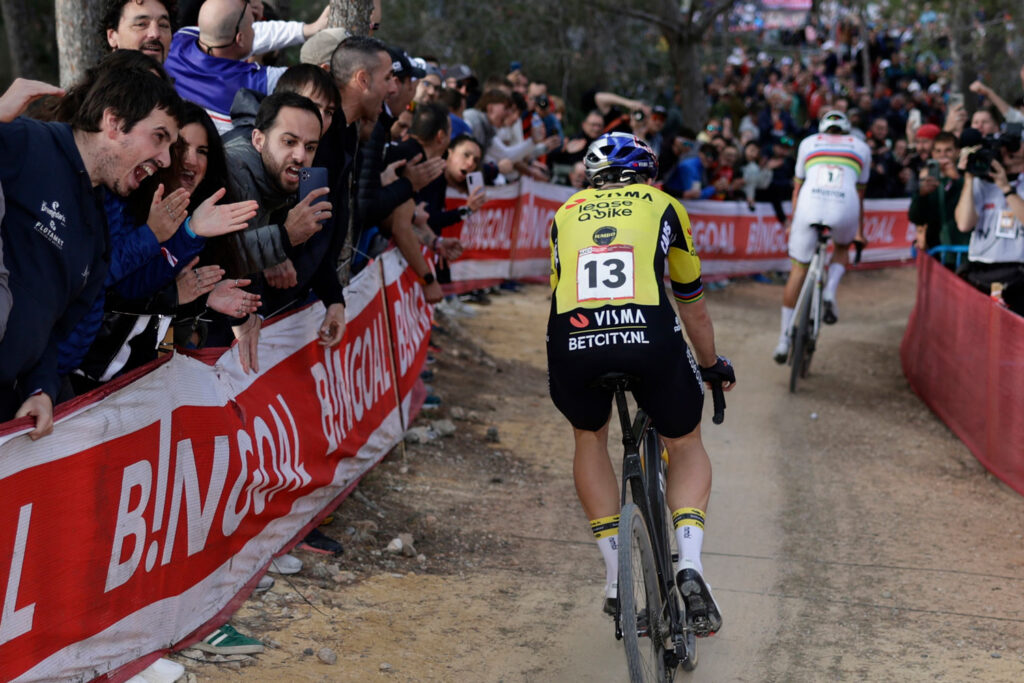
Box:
[926,245,969,269]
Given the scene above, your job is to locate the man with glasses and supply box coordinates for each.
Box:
[164,0,287,132]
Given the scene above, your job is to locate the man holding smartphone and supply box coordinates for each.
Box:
[223,91,343,374]
[909,131,966,262]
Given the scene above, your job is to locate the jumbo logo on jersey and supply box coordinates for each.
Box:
[569,312,590,328]
[593,226,617,245]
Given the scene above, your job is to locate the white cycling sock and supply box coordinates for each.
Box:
[590,515,620,593]
[597,535,618,592]
[824,263,845,302]
[780,306,795,342]
[672,508,705,576]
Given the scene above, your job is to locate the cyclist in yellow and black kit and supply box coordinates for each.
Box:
[547,132,735,637]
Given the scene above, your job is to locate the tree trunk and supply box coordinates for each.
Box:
[328,0,374,36]
[0,0,38,78]
[669,36,706,133]
[948,2,976,103]
[55,0,105,87]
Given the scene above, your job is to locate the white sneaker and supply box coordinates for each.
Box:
[269,553,302,575]
[137,658,185,683]
[773,338,789,364]
[255,574,275,592]
[452,298,477,317]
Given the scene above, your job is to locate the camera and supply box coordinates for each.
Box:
[926,159,941,179]
[965,123,1023,181]
[632,109,646,122]
[534,94,549,110]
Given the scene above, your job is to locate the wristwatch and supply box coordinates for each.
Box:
[458,206,473,219]
[1004,187,1016,198]
[420,271,436,286]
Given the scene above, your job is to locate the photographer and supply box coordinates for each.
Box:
[527,81,564,148]
[908,131,966,265]
[954,124,1024,314]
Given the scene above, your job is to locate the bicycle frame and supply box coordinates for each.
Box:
[789,231,829,352]
[611,383,691,670]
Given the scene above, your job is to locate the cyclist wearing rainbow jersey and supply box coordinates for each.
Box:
[547,132,735,636]
[774,110,871,362]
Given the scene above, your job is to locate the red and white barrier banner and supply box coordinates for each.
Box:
[685,197,915,275]
[381,248,433,426]
[511,179,565,282]
[901,253,1024,497]
[0,255,425,682]
[445,180,913,282]
[443,182,521,286]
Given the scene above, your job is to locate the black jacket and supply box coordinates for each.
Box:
[0,119,108,408]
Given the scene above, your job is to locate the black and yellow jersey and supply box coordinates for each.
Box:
[549,184,703,315]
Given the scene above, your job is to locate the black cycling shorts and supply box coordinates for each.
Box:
[546,303,704,439]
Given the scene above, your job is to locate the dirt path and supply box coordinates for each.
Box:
[185,267,1024,682]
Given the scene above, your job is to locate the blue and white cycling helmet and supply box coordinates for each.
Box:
[820,110,851,135]
[584,132,658,187]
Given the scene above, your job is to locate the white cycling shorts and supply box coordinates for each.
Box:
[788,202,860,263]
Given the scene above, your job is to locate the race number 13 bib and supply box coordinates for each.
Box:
[577,245,635,302]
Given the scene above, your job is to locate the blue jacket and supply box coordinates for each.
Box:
[0,119,108,405]
[164,28,284,128]
[664,156,714,199]
[57,193,204,376]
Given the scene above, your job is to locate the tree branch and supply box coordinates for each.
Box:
[591,0,682,37]
[694,0,738,33]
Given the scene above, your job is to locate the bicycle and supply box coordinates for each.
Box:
[596,373,726,682]
[786,223,863,393]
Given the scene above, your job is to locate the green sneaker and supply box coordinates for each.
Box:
[193,623,264,655]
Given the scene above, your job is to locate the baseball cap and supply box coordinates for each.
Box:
[300,28,349,67]
[446,64,473,82]
[915,123,940,140]
[388,46,425,80]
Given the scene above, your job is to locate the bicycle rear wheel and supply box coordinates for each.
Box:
[619,503,667,682]
[789,282,813,393]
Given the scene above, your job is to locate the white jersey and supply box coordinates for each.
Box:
[968,175,1024,264]
[789,133,872,261]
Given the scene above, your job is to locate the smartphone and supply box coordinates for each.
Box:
[466,170,483,195]
[908,108,922,130]
[949,92,964,109]
[298,167,329,222]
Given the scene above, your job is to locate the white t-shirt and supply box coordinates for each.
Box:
[968,175,1024,264]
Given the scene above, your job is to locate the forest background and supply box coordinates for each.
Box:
[0,0,1020,134]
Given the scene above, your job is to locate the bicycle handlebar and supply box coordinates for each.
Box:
[710,381,726,424]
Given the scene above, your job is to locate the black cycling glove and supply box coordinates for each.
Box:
[699,355,735,385]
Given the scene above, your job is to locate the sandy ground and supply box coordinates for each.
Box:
[179,267,1024,682]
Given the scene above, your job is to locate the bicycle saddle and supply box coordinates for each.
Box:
[590,372,641,392]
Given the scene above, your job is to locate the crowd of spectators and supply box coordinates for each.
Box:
[1,1,1023,674]
[549,12,1024,313]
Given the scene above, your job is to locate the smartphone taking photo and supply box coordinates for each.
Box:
[466,170,483,195]
[298,167,329,223]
